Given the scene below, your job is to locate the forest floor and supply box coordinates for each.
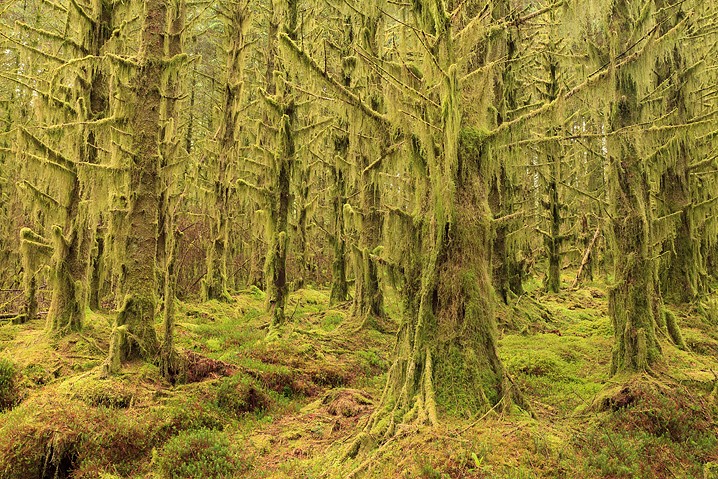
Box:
[1,276,718,478]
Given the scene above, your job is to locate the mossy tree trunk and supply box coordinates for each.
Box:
[351,10,384,320]
[656,0,700,305]
[204,0,250,302]
[263,0,298,328]
[368,1,521,436]
[488,0,524,303]
[352,168,384,319]
[329,160,349,304]
[88,228,104,311]
[539,31,567,294]
[293,165,312,289]
[12,0,115,334]
[113,0,170,364]
[606,0,661,374]
[158,0,186,379]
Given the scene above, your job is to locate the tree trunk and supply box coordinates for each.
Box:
[264,0,298,328]
[113,0,168,364]
[607,0,661,373]
[368,3,522,429]
[329,134,349,304]
[204,0,249,302]
[656,0,700,304]
[351,10,385,320]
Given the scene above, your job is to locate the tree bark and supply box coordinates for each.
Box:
[113,0,168,364]
[607,0,661,373]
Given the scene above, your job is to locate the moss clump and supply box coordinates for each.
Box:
[505,349,565,378]
[67,377,134,409]
[154,428,245,479]
[248,285,266,301]
[216,375,271,417]
[0,358,19,411]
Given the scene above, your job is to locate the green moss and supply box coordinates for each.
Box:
[434,345,499,417]
[216,375,271,417]
[320,311,344,331]
[62,377,134,409]
[505,349,565,378]
[0,357,18,411]
[154,428,245,479]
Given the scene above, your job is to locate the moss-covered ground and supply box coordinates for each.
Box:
[1,276,718,478]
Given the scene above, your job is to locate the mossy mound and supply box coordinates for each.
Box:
[154,428,246,479]
[0,357,19,411]
[217,374,272,417]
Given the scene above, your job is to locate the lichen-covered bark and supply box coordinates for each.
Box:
[113,0,168,363]
[541,40,565,294]
[330,131,350,304]
[656,0,699,304]
[369,1,520,435]
[607,0,660,373]
[264,0,298,328]
[351,11,384,320]
[488,0,524,303]
[204,0,249,302]
[41,0,114,334]
[352,170,384,318]
[158,0,186,380]
[89,229,104,311]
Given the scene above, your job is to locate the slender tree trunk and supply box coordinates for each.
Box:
[89,229,104,311]
[352,168,384,318]
[329,132,349,304]
[656,0,699,304]
[47,0,113,334]
[264,0,298,328]
[542,41,564,294]
[204,1,249,302]
[351,10,384,320]
[488,0,523,303]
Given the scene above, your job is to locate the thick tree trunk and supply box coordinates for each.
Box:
[113,0,168,364]
[607,0,661,373]
[368,33,521,432]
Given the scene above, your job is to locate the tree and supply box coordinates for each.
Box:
[108,0,178,369]
[203,0,251,302]
[604,0,662,373]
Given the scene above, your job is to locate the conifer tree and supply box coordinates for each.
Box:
[108,0,174,368]
[203,0,250,302]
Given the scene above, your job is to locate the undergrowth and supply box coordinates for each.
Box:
[0,282,716,478]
